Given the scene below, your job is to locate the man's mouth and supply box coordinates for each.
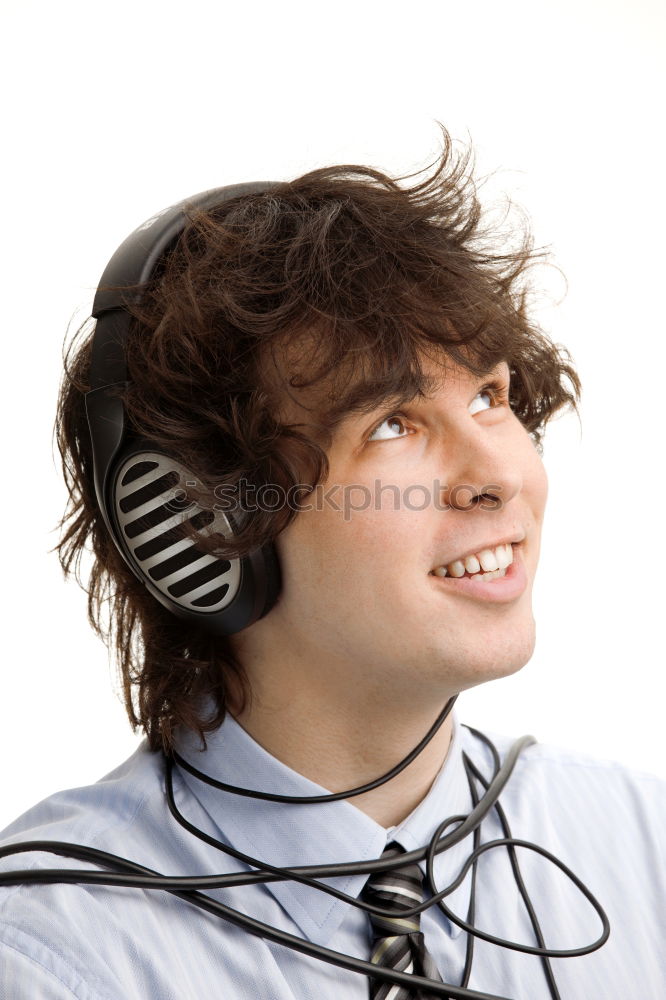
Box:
[429,542,516,581]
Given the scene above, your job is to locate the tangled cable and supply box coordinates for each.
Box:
[0,695,609,1000]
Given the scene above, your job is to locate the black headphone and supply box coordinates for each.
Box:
[84,182,283,637]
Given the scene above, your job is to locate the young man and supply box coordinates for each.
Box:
[1,129,664,999]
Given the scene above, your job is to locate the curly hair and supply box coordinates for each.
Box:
[54,123,581,754]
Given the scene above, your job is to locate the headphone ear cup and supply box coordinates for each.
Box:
[107,445,280,634]
[85,182,285,636]
[254,533,282,623]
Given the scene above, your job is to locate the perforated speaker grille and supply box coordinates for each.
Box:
[114,452,241,613]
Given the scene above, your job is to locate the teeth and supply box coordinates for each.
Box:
[432,542,515,579]
[496,546,512,570]
[479,567,507,580]
[478,548,499,572]
[464,555,481,574]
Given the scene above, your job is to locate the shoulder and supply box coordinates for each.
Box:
[0,741,168,999]
[459,721,666,862]
[0,927,106,999]
[461,720,666,793]
[0,738,165,862]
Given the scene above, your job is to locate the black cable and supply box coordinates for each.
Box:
[0,839,490,1000]
[0,710,611,1000]
[463,728,561,999]
[170,694,458,803]
[459,762,482,988]
[426,836,610,957]
[165,726,539,880]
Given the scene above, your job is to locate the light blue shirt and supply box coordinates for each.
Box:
[1,706,665,999]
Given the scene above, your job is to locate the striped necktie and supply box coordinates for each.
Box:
[360,840,446,999]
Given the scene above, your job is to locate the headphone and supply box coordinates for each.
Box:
[84,182,283,637]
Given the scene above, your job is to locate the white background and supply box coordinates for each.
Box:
[1,0,664,831]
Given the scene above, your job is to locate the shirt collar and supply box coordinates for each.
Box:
[172,701,473,946]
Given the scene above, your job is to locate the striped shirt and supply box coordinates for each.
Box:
[1,707,664,999]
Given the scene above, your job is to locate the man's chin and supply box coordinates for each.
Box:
[445,620,536,692]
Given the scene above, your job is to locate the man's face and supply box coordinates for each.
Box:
[240,352,548,708]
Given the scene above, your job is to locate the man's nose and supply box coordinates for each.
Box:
[438,423,522,513]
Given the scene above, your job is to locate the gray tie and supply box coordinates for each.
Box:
[360,840,447,999]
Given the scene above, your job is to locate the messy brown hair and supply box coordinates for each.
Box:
[55,123,581,753]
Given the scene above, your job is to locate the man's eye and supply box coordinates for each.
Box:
[367,382,509,442]
[468,389,494,415]
[367,414,411,442]
[469,380,511,415]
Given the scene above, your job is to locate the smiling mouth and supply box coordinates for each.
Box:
[427,542,528,603]
[429,541,518,580]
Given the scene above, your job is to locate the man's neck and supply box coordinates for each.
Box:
[230,689,455,829]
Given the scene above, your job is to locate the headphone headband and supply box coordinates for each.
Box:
[89,181,278,390]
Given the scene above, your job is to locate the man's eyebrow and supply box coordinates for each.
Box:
[321,360,510,435]
[320,373,438,435]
